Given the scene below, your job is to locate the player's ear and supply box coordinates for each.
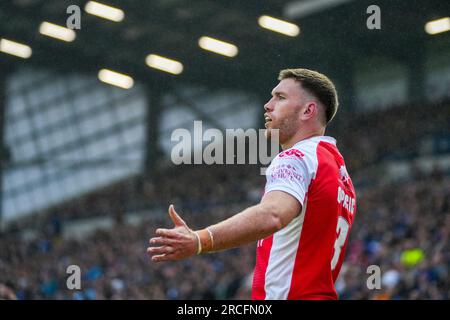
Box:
[300,101,318,121]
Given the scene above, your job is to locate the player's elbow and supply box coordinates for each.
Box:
[262,204,284,233]
[270,214,284,233]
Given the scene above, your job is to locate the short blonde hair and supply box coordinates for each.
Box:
[278,68,339,124]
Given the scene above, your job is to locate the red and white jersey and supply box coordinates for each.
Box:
[252,136,357,300]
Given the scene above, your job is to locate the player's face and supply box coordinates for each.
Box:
[264,78,303,144]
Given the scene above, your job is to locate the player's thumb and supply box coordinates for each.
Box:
[168,204,188,228]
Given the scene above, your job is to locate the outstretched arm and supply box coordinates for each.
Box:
[147,190,301,262]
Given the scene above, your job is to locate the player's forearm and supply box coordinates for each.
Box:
[201,203,283,252]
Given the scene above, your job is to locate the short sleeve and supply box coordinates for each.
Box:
[264,154,310,206]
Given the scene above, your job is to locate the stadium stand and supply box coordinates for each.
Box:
[1,99,449,300]
[1,0,449,302]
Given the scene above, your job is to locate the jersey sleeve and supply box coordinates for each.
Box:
[264,153,311,206]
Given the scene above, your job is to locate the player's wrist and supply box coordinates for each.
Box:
[194,228,214,254]
[193,231,202,255]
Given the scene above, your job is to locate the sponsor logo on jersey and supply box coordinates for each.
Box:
[339,165,350,183]
[279,149,304,159]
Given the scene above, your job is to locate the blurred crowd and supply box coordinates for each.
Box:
[0,200,257,300]
[0,99,449,300]
[5,98,449,228]
[337,167,449,299]
[329,97,450,173]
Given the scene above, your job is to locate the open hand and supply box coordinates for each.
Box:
[147,205,198,262]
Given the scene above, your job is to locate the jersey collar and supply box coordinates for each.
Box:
[295,135,337,146]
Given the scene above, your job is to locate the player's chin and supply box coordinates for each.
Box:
[264,124,276,139]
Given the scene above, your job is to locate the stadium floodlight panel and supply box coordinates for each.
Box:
[84,1,124,22]
[145,54,184,75]
[198,36,238,57]
[39,22,76,42]
[0,38,32,58]
[425,17,450,35]
[98,69,134,89]
[258,15,300,37]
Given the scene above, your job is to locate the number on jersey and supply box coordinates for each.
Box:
[331,216,349,270]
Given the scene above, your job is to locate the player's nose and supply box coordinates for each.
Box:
[264,99,274,112]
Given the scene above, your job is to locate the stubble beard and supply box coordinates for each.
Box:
[265,113,300,146]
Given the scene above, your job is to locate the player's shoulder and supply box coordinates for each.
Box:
[272,137,321,169]
[289,136,337,159]
[274,136,337,172]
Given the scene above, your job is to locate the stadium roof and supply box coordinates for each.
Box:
[0,0,449,94]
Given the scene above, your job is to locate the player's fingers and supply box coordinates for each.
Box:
[151,253,177,262]
[168,204,188,228]
[147,245,174,255]
[155,228,178,238]
[149,237,175,246]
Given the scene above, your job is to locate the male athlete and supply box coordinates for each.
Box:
[147,68,357,300]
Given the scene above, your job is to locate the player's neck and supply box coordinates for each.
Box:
[281,127,326,150]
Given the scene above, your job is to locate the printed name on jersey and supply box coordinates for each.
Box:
[337,186,355,214]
